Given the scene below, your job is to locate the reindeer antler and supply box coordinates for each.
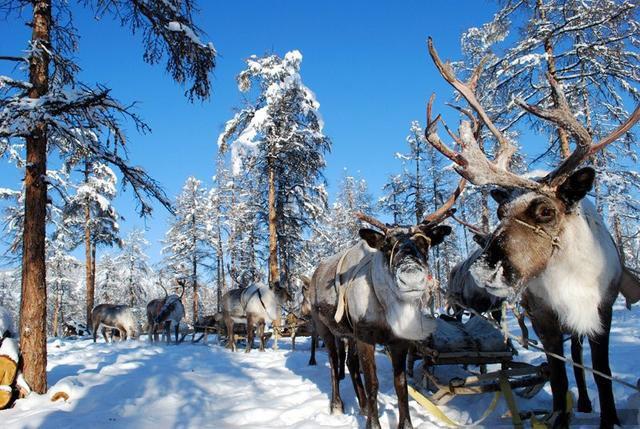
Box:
[422,178,466,226]
[427,37,640,191]
[425,38,542,191]
[516,75,640,187]
[355,212,388,233]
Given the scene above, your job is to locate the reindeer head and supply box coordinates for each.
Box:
[155,280,186,324]
[355,185,460,301]
[271,280,293,306]
[425,38,640,298]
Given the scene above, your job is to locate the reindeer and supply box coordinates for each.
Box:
[91,304,139,342]
[221,281,292,353]
[146,283,170,343]
[424,38,640,429]
[155,280,186,345]
[309,192,459,429]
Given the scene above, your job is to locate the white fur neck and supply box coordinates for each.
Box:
[527,199,621,336]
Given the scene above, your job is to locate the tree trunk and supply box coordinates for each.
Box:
[52,287,61,337]
[84,159,94,327]
[192,255,198,325]
[19,0,51,394]
[613,215,626,265]
[267,157,279,285]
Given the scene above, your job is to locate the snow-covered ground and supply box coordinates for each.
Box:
[2,298,640,428]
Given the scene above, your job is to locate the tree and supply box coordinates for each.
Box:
[46,241,80,337]
[115,229,152,309]
[163,177,210,323]
[0,0,215,391]
[61,160,121,326]
[218,50,331,287]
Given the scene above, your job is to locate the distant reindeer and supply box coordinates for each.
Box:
[146,283,170,343]
[222,281,292,353]
[91,304,139,342]
[155,280,186,345]
[425,38,640,428]
[309,189,458,428]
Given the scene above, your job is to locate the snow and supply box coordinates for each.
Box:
[0,337,19,363]
[2,298,640,428]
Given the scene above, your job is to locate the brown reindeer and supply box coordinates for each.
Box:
[425,38,640,429]
[309,190,460,429]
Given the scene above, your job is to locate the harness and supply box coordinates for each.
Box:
[242,287,276,321]
[512,217,562,251]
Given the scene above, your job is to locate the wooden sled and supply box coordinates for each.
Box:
[406,317,549,428]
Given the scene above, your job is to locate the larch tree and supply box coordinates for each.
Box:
[61,160,121,326]
[218,50,331,288]
[0,0,215,391]
[114,229,152,309]
[162,176,210,323]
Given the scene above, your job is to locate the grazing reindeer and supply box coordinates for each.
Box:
[425,38,640,428]
[222,281,292,353]
[91,304,139,342]
[146,283,169,343]
[155,280,186,345]
[309,194,459,429]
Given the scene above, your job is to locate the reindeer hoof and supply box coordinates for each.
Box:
[330,400,344,415]
[308,359,317,366]
[398,418,413,429]
[244,348,251,354]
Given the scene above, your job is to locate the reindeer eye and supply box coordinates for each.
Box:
[535,204,555,222]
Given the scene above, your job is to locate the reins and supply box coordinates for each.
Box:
[512,218,561,251]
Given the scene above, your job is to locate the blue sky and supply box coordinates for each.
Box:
[1,1,507,262]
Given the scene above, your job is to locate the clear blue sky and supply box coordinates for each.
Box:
[1,1,506,262]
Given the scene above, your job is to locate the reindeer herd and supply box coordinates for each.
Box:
[79,39,640,429]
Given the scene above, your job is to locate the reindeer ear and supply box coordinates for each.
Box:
[425,225,452,247]
[490,188,510,204]
[557,167,595,208]
[359,228,385,249]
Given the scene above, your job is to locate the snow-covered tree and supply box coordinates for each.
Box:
[46,241,81,337]
[114,229,152,309]
[309,173,375,264]
[61,160,121,325]
[162,177,211,323]
[218,50,331,288]
[1,0,215,391]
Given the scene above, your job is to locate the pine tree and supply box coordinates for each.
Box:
[61,160,121,326]
[218,50,331,287]
[163,177,211,323]
[115,229,152,309]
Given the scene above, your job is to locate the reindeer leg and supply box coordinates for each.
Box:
[390,343,413,429]
[174,322,179,345]
[571,335,592,413]
[308,332,317,366]
[337,338,346,380]
[407,344,416,379]
[530,314,570,428]
[346,338,367,415]
[92,321,99,343]
[357,340,381,429]
[258,321,266,352]
[101,327,109,343]
[588,306,619,429]
[320,327,344,414]
[245,315,255,353]
[225,317,235,352]
[165,321,171,345]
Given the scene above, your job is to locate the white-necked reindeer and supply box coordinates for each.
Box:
[425,38,640,429]
[309,193,459,429]
[155,280,186,344]
[91,304,139,342]
[221,281,292,352]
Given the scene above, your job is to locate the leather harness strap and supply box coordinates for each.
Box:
[512,218,561,251]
